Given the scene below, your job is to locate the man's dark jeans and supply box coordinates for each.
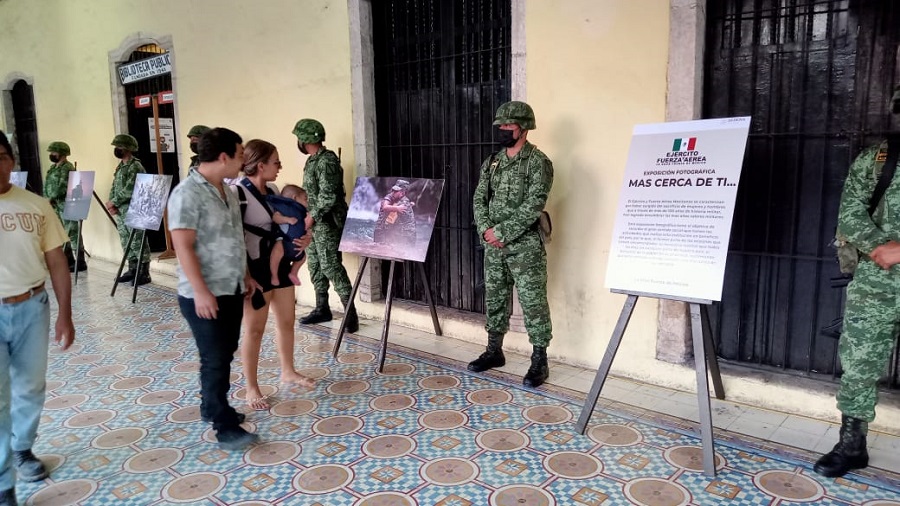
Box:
[178,294,244,433]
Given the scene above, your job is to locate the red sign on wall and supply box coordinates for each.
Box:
[134,95,152,108]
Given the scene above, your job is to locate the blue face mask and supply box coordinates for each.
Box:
[495,126,517,147]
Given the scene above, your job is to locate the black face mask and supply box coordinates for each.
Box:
[189,142,199,154]
[114,148,125,159]
[297,141,308,155]
[49,154,60,163]
[495,126,518,148]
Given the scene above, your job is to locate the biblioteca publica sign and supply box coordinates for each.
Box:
[117,53,172,85]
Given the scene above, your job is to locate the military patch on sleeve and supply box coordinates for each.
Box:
[876,149,888,163]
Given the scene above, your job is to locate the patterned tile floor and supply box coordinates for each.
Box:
[12,269,900,505]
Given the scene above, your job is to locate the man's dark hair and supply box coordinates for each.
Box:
[197,127,242,163]
[0,130,14,162]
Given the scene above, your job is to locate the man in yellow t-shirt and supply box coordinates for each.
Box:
[0,131,75,505]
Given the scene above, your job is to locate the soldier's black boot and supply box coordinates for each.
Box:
[64,245,76,272]
[132,262,152,286]
[814,415,869,478]
[341,296,359,333]
[468,332,505,372]
[523,346,550,388]
[117,260,137,283]
[300,292,332,325]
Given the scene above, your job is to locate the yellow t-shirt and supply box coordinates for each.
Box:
[0,185,68,298]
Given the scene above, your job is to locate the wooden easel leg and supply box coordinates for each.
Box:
[574,294,639,434]
[700,305,725,400]
[376,261,397,373]
[131,230,147,303]
[332,256,370,358]
[111,229,136,297]
[73,220,83,286]
[690,302,717,477]
[418,262,442,336]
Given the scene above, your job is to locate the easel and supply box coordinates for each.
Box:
[332,256,442,372]
[574,290,726,477]
[110,228,149,303]
[73,220,85,285]
[151,95,176,260]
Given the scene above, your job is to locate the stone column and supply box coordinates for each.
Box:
[509,0,528,333]
[657,0,707,363]
[348,0,383,302]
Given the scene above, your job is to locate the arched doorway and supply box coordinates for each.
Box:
[121,43,179,252]
[10,80,42,194]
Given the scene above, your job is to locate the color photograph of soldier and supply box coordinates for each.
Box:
[339,176,444,262]
[125,173,174,231]
[62,170,94,222]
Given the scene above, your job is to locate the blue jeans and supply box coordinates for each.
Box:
[0,292,50,491]
[178,294,243,434]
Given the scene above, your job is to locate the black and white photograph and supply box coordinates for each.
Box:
[62,170,95,221]
[125,173,173,231]
[9,171,27,189]
[339,176,444,262]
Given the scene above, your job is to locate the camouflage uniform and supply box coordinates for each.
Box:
[187,125,210,171]
[43,159,78,248]
[469,101,553,388]
[374,180,416,249]
[110,157,151,263]
[303,147,351,298]
[814,132,900,479]
[474,141,554,346]
[834,142,900,423]
[293,118,357,330]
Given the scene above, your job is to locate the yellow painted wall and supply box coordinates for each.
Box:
[518,1,674,381]
[0,0,357,307]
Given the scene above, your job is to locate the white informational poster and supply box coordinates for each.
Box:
[148,118,175,153]
[125,173,173,231]
[9,171,27,189]
[63,171,95,221]
[605,117,751,302]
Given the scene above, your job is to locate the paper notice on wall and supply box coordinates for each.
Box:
[148,118,175,153]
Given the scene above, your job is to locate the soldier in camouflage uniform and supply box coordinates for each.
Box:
[292,119,358,332]
[374,179,416,250]
[105,134,152,286]
[43,141,85,272]
[187,125,210,170]
[815,87,900,478]
[468,101,554,388]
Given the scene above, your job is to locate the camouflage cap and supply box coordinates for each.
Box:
[111,134,139,152]
[391,179,410,191]
[292,118,326,144]
[493,101,536,130]
[187,125,210,138]
[47,141,71,156]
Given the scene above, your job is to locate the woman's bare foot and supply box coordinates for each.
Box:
[245,389,270,410]
[281,371,316,389]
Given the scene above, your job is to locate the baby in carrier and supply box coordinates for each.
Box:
[267,184,309,286]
